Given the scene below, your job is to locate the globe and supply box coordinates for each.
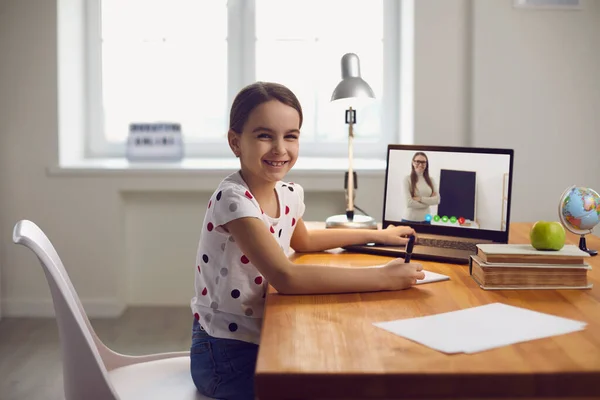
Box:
[558,185,600,256]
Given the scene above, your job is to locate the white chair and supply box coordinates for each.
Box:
[12,220,209,400]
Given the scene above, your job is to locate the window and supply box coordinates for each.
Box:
[87,0,404,159]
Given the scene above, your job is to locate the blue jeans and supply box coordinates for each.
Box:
[190,319,258,400]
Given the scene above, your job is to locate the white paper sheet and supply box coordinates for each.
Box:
[416,270,450,285]
[373,303,586,354]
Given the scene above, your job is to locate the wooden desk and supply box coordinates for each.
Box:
[255,223,600,399]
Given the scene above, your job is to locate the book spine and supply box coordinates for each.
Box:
[481,255,585,265]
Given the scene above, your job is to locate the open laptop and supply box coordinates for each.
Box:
[345,144,515,264]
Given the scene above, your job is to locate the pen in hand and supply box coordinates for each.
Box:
[404,235,416,263]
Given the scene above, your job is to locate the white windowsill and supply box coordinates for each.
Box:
[49,157,386,176]
[47,157,387,192]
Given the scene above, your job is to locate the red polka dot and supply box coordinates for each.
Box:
[208,200,212,209]
[207,222,214,231]
[202,287,208,296]
[285,206,290,215]
[255,276,263,285]
[270,226,275,233]
[261,208,264,214]
[292,218,296,226]
[241,255,249,264]
[194,313,200,320]
[245,191,253,199]
[197,265,201,273]
[289,182,294,185]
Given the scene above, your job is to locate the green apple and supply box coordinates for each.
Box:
[530,221,566,251]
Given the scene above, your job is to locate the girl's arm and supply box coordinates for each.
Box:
[290,219,414,252]
[224,217,424,295]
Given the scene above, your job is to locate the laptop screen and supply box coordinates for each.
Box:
[383,145,514,242]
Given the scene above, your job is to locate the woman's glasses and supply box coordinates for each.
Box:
[413,160,427,165]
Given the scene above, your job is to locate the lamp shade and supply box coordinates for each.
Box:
[330,53,375,102]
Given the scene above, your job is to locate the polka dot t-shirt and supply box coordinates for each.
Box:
[190,171,305,344]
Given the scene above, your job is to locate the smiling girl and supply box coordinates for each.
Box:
[190,82,424,400]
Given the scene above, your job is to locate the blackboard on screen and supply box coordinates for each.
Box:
[437,169,476,220]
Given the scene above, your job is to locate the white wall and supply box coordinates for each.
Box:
[414,0,472,146]
[1,0,599,317]
[471,0,600,225]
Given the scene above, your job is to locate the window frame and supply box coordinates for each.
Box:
[85,0,402,159]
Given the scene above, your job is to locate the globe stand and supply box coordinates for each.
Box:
[579,236,598,256]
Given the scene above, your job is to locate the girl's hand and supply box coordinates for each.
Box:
[413,196,422,202]
[381,258,425,290]
[375,224,415,246]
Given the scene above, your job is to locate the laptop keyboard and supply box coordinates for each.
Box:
[417,237,478,253]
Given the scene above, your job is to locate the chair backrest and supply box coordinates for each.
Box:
[12,220,119,400]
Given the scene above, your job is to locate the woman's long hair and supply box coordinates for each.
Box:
[410,152,434,197]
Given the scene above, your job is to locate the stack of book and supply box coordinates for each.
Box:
[470,244,592,290]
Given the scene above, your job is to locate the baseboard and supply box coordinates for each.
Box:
[2,297,126,318]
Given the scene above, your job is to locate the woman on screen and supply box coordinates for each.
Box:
[402,152,440,224]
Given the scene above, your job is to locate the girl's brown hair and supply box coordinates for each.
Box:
[410,152,434,197]
[229,82,303,133]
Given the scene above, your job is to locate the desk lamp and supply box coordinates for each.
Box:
[325,53,378,230]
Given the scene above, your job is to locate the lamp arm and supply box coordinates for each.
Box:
[346,107,355,220]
